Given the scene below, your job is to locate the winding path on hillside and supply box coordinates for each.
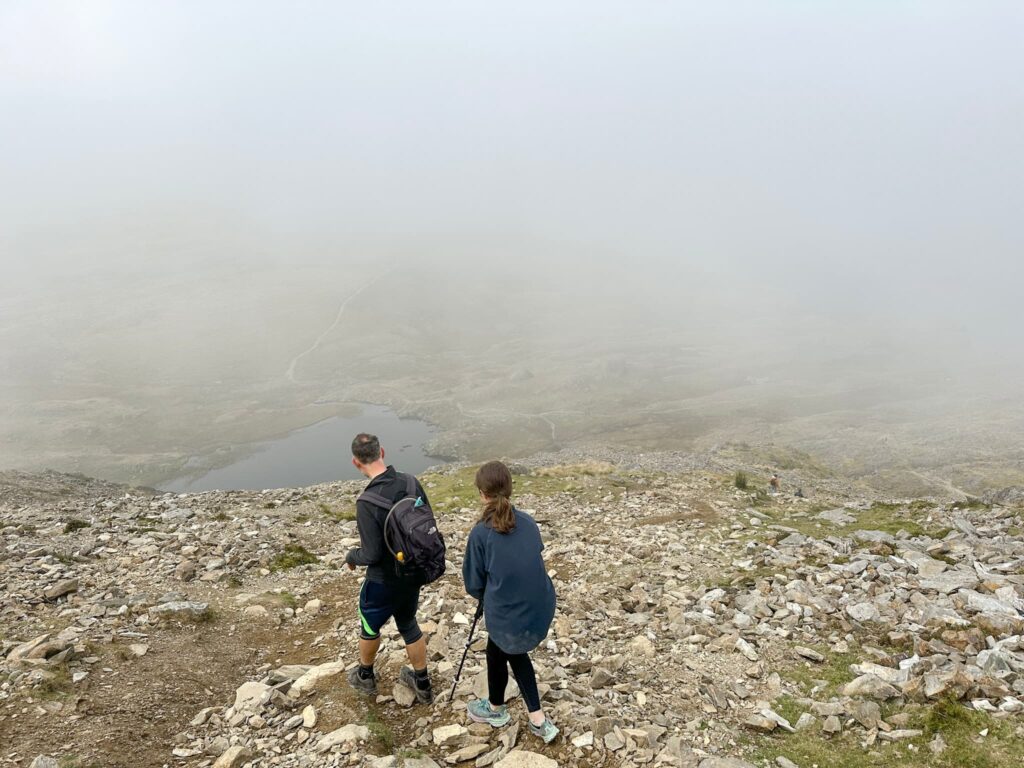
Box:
[285,269,392,384]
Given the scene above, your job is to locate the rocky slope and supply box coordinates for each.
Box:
[2,458,1023,768]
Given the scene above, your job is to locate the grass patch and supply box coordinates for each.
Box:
[35,664,72,699]
[781,646,859,698]
[950,499,988,511]
[269,544,319,571]
[421,465,635,513]
[734,471,749,490]
[725,564,785,588]
[270,590,298,609]
[756,501,951,540]
[366,710,395,754]
[212,511,229,522]
[63,518,91,534]
[395,749,426,763]
[751,697,1024,768]
[319,502,356,522]
[770,694,807,725]
[534,461,615,477]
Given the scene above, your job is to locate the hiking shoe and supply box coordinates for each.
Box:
[346,665,377,695]
[466,698,511,727]
[398,666,435,705]
[529,718,559,744]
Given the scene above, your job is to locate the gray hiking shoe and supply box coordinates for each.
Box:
[529,718,559,744]
[398,666,435,705]
[346,665,377,695]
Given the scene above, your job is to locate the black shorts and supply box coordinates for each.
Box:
[358,579,422,645]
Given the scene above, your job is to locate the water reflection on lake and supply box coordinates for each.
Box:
[164,404,441,492]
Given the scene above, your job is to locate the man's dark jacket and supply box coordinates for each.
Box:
[345,466,430,584]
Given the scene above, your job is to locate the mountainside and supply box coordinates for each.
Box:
[2,455,1023,768]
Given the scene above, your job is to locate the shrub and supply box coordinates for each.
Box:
[734,471,748,490]
[269,544,319,571]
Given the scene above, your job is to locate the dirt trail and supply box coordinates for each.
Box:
[285,269,392,384]
[0,577,360,768]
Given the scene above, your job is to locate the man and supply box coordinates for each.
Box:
[345,433,434,704]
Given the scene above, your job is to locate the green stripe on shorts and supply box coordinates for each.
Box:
[358,605,378,637]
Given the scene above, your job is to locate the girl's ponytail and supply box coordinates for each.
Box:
[475,461,516,534]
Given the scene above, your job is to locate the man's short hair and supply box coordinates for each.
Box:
[352,433,382,464]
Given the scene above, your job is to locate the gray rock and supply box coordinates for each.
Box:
[432,724,468,747]
[817,508,856,525]
[393,682,416,708]
[794,646,824,662]
[148,600,210,621]
[43,578,78,600]
[590,666,615,689]
[846,602,881,623]
[174,560,197,581]
[841,674,901,700]
[849,700,882,729]
[919,568,978,594]
[233,681,272,712]
[212,746,252,768]
[319,724,370,750]
[493,752,558,768]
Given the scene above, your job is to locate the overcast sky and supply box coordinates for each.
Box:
[1,1,1021,356]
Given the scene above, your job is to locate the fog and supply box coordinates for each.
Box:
[1,2,1022,491]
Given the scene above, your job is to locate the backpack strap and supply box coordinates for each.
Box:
[358,491,396,510]
[402,473,417,498]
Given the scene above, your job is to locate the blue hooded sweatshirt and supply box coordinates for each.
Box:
[463,508,556,654]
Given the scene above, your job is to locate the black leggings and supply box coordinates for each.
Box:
[486,637,541,713]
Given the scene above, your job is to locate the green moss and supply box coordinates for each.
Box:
[395,748,426,762]
[751,697,1024,768]
[950,499,988,511]
[781,646,859,698]
[771,694,806,725]
[319,502,356,522]
[722,565,784,588]
[35,664,72,699]
[366,710,395,753]
[758,502,950,540]
[421,465,632,513]
[269,544,319,571]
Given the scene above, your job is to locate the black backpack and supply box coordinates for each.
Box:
[358,473,446,584]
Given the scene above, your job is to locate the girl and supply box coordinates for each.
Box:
[462,460,558,743]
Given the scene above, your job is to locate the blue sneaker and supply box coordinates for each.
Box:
[466,698,511,727]
[529,718,559,744]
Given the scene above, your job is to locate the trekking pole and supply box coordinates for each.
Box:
[448,601,484,703]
